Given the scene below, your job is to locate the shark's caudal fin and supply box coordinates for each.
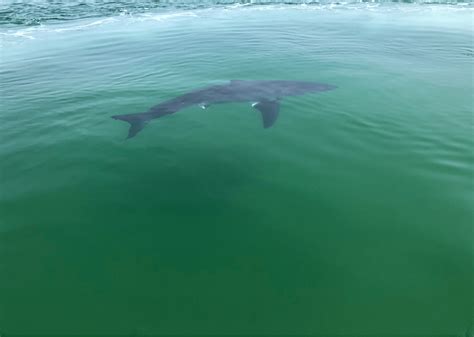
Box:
[111,113,148,139]
[253,100,280,128]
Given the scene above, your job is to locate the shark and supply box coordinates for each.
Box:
[112,80,337,138]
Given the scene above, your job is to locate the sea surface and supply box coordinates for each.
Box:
[0,1,473,336]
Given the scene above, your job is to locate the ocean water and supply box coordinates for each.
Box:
[0,1,473,336]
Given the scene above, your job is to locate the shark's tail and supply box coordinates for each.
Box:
[111,113,148,139]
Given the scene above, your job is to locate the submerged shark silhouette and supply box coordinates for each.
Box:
[112,80,337,138]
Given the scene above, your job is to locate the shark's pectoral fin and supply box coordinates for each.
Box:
[252,100,280,128]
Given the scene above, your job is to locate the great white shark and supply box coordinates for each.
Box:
[112,80,337,138]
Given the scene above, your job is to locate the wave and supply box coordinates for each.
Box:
[0,11,201,40]
[0,1,471,43]
[1,0,472,27]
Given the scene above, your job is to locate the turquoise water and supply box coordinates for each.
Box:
[0,2,473,336]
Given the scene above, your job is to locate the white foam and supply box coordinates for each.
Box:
[51,17,117,32]
[0,30,35,40]
[138,11,199,22]
[1,3,471,44]
[0,10,203,44]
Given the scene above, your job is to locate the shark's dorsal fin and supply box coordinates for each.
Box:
[252,100,280,128]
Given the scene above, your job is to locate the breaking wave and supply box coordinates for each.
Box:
[0,0,472,27]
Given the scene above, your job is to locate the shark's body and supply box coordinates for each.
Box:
[112,80,336,138]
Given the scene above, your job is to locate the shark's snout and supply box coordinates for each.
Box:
[316,84,337,91]
[305,82,337,92]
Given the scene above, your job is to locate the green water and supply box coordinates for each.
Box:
[0,2,473,336]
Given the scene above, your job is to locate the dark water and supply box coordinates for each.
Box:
[0,1,473,335]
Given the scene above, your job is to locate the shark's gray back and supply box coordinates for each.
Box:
[167,80,335,106]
